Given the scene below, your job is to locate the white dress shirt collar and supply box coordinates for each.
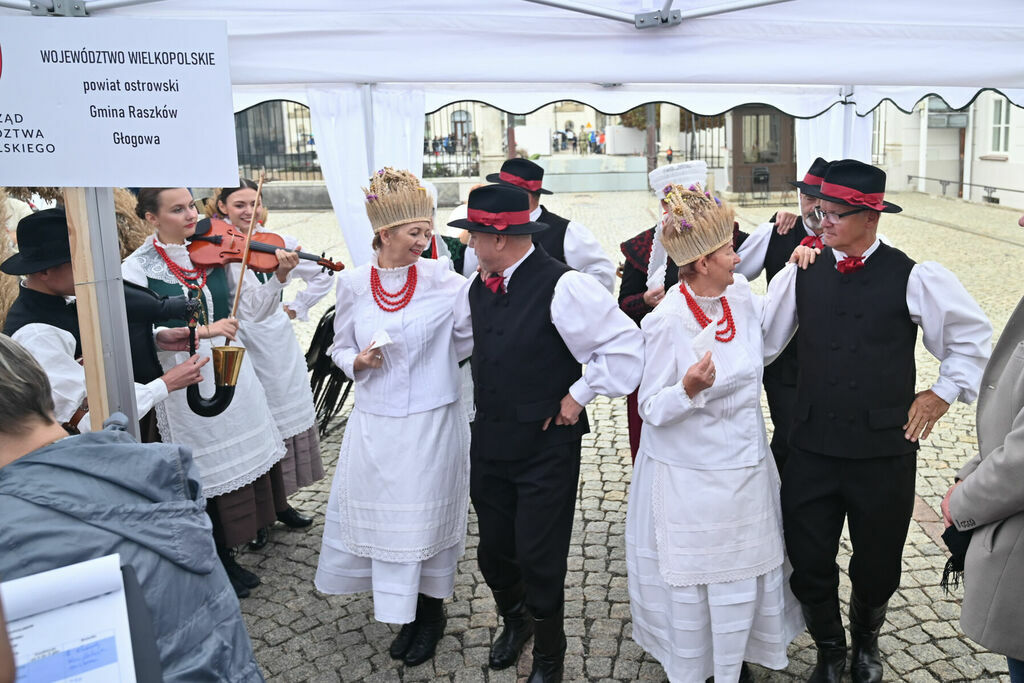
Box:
[483,244,535,291]
[832,238,881,263]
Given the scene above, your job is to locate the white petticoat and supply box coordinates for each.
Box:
[626,451,804,683]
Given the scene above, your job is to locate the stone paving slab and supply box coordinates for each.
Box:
[240,190,1022,682]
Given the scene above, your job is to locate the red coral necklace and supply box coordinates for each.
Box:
[681,283,736,343]
[154,241,207,290]
[371,265,417,312]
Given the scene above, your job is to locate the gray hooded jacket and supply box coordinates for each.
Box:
[0,416,263,682]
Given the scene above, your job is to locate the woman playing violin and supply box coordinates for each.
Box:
[122,187,299,598]
[208,179,333,545]
[314,168,472,667]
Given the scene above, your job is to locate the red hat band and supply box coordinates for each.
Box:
[498,171,543,192]
[802,172,824,186]
[819,181,887,211]
[467,208,532,231]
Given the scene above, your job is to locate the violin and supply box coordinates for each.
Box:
[187,217,344,274]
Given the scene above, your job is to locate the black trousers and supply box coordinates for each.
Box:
[470,435,582,619]
[763,374,797,476]
[781,448,916,608]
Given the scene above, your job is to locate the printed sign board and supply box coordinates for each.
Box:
[0,16,237,187]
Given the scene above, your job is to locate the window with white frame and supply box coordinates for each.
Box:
[992,97,1011,153]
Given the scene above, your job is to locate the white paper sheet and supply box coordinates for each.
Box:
[691,322,716,362]
[1,554,137,683]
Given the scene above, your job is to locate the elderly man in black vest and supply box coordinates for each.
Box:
[736,157,829,474]
[1,208,205,436]
[466,158,617,292]
[451,184,643,683]
[782,160,992,683]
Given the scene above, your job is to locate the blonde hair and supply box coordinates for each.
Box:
[660,184,734,266]
[0,334,56,434]
[363,168,433,234]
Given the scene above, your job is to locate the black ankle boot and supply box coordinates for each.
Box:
[277,506,313,528]
[389,595,421,660]
[800,599,847,683]
[849,593,887,683]
[526,604,565,683]
[403,595,445,666]
[217,547,257,598]
[489,582,534,670]
[739,662,755,682]
[248,526,270,550]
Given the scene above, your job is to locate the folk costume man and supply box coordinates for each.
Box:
[782,160,992,683]
[467,158,617,292]
[451,184,643,683]
[736,157,829,474]
[1,209,204,436]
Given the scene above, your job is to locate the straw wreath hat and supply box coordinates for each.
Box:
[363,168,434,233]
[659,184,735,266]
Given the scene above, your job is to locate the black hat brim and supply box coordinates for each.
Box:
[484,173,553,195]
[0,251,72,276]
[448,218,549,235]
[789,180,823,193]
[810,190,902,214]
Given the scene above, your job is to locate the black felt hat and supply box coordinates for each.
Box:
[447,184,549,235]
[789,157,830,193]
[1,208,72,276]
[801,159,902,213]
[485,158,553,195]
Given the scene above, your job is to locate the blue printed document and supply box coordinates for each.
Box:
[1,554,137,683]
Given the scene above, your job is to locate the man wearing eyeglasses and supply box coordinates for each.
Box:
[781,159,992,683]
[736,157,828,475]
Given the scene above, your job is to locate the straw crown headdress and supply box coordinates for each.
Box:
[660,184,734,266]
[363,167,434,233]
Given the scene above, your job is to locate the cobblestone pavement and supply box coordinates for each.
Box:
[241,191,1024,682]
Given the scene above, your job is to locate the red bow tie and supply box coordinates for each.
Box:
[836,256,865,274]
[484,272,506,294]
[800,235,823,250]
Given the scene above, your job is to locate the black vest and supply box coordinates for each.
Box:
[791,244,918,458]
[3,286,82,356]
[469,247,589,459]
[534,206,569,264]
[762,216,812,385]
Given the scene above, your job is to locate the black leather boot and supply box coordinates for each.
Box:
[738,662,755,682]
[277,506,314,528]
[403,595,446,666]
[217,547,258,597]
[526,604,565,683]
[801,599,847,683]
[489,582,534,670]
[389,596,421,660]
[849,592,887,683]
[248,526,270,550]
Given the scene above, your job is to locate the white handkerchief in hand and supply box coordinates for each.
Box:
[368,329,393,350]
[691,323,716,362]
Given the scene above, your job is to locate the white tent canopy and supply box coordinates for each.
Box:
[6,0,1024,264]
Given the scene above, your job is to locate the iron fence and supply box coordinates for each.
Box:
[235,101,322,181]
[423,102,484,178]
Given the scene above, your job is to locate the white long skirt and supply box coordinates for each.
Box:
[626,451,803,683]
[315,401,470,624]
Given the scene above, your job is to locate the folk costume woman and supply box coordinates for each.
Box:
[123,187,300,598]
[210,181,331,540]
[314,169,471,667]
[627,185,805,683]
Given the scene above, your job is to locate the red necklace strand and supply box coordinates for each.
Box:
[153,241,208,290]
[681,283,737,343]
[370,265,417,312]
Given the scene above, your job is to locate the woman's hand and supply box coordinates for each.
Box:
[682,351,716,399]
[283,304,297,319]
[643,285,666,308]
[353,343,385,373]
[275,247,301,282]
[789,244,819,269]
[198,317,239,342]
[774,211,798,234]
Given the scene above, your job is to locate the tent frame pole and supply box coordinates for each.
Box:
[521,0,793,29]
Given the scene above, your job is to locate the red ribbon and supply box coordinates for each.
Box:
[468,208,531,231]
[820,182,887,210]
[499,171,543,192]
[837,256,865,274]
[800,235,823,250]
[484,272,505,294]
[802,172,823,185]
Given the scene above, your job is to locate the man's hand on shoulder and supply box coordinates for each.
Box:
[903,389,950,442]
[775,211,797,234]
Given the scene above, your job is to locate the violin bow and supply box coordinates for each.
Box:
[225,170,266,346]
